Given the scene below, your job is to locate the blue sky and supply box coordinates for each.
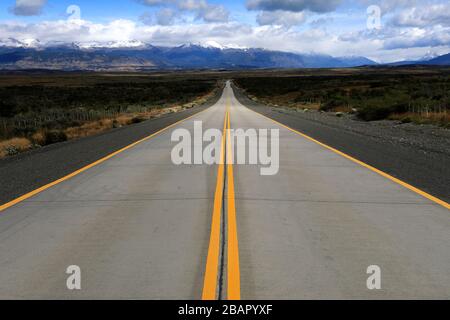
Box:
[1,0,450,62]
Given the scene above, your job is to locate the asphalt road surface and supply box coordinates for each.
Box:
[0,82,449,299]
[232,84,450,205]
[0,90,221,206]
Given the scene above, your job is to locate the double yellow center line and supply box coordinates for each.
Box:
[202,96,241,300]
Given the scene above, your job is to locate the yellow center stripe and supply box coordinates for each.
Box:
[202,108,228,300]
[226,101,241,300]
[202,93,241,300]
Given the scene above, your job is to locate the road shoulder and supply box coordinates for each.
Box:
[0,90,222,205]
[231,83,450,203]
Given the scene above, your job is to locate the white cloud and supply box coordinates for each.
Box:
[247,0,342,13]
[155,8,179,26]
[247,0,340,28]
[383,26,450,49]
[11,0,47,16]
[139,12,154,26]
[391,4,450,27]
[0,18,389,61]
[136,0,229,23]
[339,23,450,56]
[328,0,450,58]
[257,10,307,27]
[200,4,229,22]
[2,2,450,64]
[0,19,138,43]
[178,0,207,11]
[359,0,418,13]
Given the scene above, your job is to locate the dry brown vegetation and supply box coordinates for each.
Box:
[0,72,222,158]
[0,137,33,158]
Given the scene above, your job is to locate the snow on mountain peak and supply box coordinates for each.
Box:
[0,38,41,48]
[203,40,225,49]
[0,38,250,51]
[0,38,148,49]
[74,40,147,49]
[420,51,439,61]
[201,41,248,50]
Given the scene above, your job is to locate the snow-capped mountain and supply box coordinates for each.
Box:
[0,38,149,50]
[423,53,450,66]
[0,38,42,49]
[0,38,382,71]
[388,52,450,66]
[419,51,440,61]
[200,41,248,50]
[73,40,147,49]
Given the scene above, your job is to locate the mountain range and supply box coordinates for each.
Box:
[0,38,449,71]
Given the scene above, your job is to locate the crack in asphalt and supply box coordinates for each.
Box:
[217,119,228,301]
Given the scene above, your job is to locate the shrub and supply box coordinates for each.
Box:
[31,131,46,145]
[131,116,146,124]
[0,138,32,158]
[320,99,344,111]
[38,130,68,145]
[358,106,393,121]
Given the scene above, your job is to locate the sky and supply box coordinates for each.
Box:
[0,0,450,62]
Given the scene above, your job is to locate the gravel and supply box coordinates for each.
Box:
[272,107,450,158]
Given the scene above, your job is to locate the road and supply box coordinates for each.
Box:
[232,84,450,204]
[0,81,449,299]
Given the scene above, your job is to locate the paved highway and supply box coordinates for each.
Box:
[0,82,449,299]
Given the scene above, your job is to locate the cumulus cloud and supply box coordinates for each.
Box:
[333,0,450,53]
[391,4,450,27]
[362,2,450,50]
[247,0,340,27]
[11,0,47,16]
[257,10,306,27]
[0,19,138,44]
[309,17,333,27]
[139,12,154,26]
[0,18,393,61]
[2,1,450,63]
[136,0,229,23]
[178,0,229,22]
[383,26,450,49]
[246,0,342,13]
[155,8,179,26]
[198,4,229,22]
[339,18,450,53]
[359,0,418,13]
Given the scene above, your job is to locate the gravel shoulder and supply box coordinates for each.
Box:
[232,83,450,203]
[0,89,222,205]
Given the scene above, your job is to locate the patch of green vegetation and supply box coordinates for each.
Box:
[234,68,450,125]
[0,73,219,141]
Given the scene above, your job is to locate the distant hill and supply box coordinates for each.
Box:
[388,52,450,66]
[423,53,450,65]
[0,38,378,71]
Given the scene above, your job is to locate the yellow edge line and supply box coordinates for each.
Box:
[245,107,450,211]
[202,109,228,300]
[0,108,211,213]
[226,102,241,300]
